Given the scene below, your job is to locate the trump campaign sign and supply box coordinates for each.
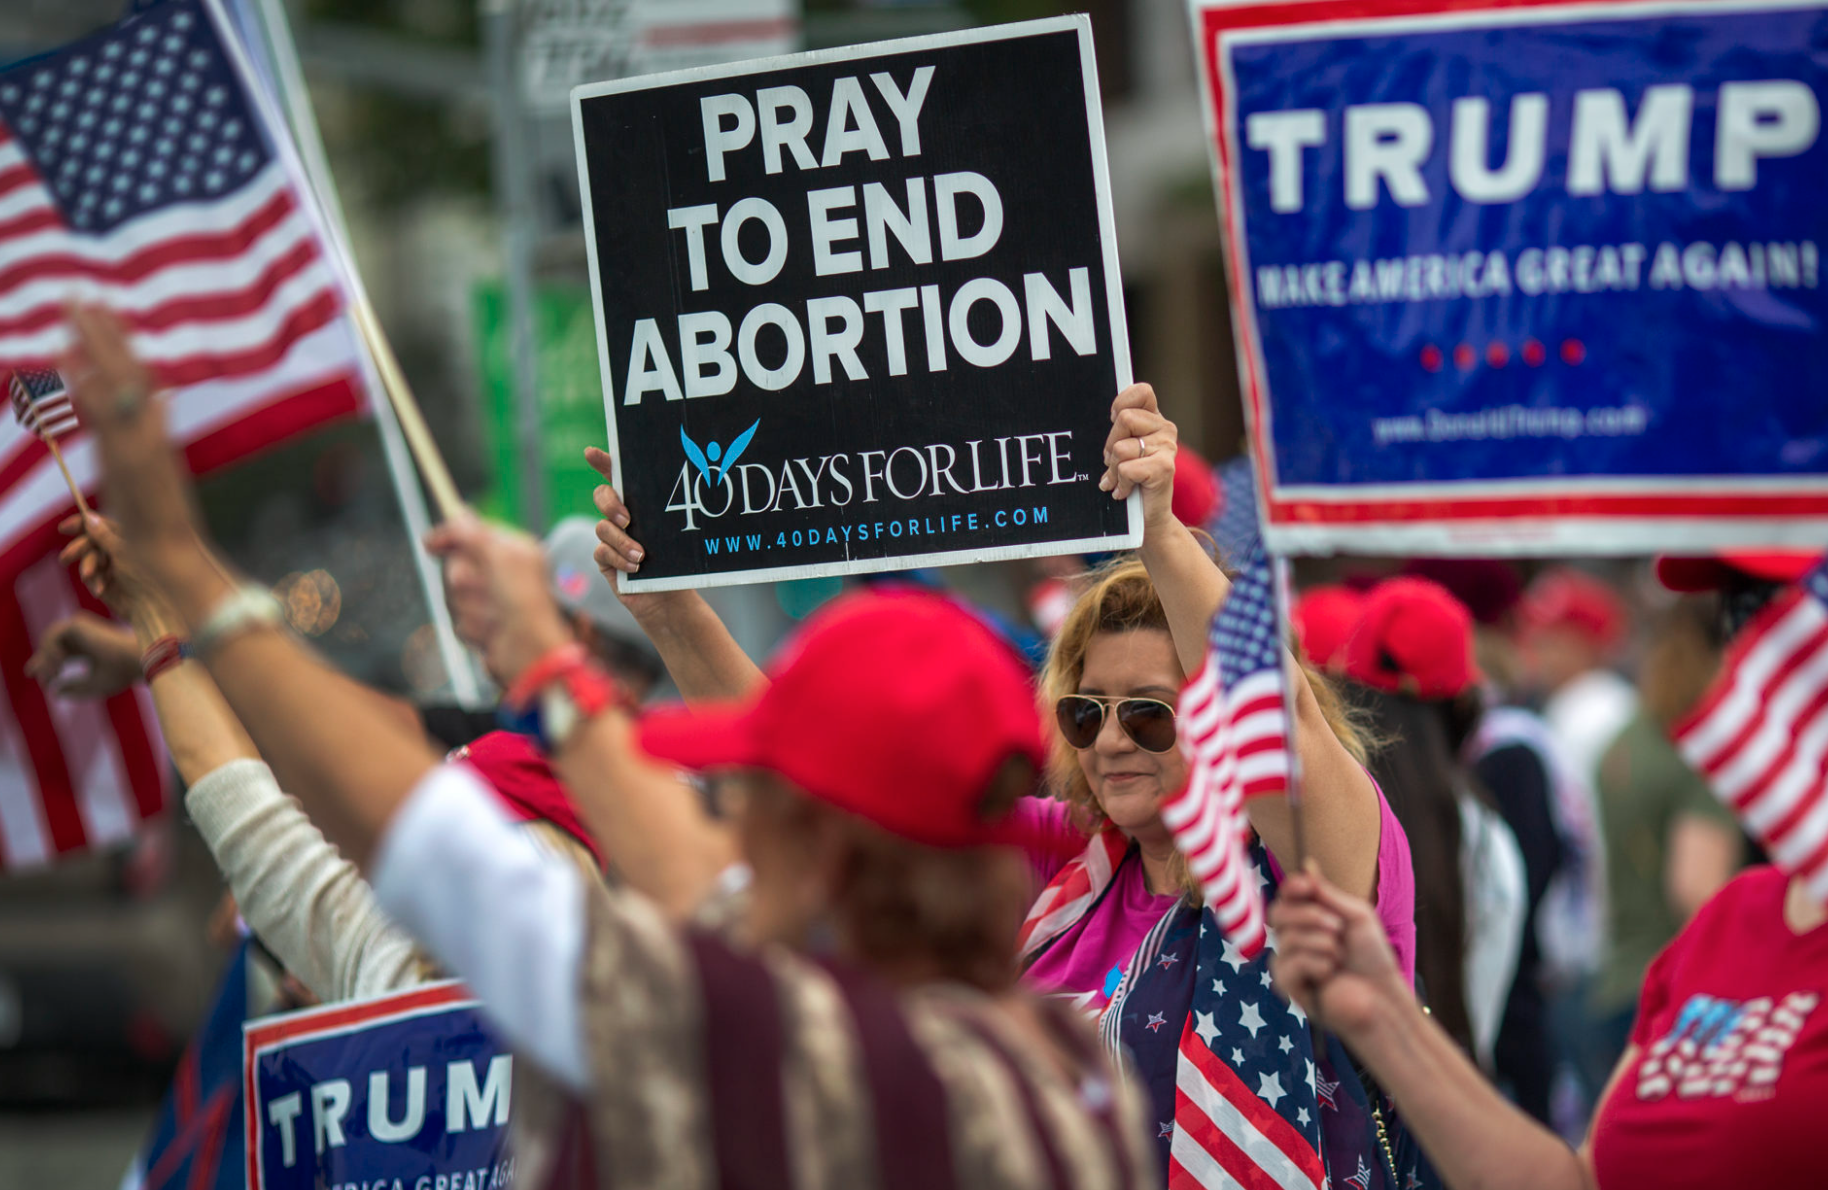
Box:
[572,17,1138,591]
[1192,0,1828,555]
[244,983,516,1190]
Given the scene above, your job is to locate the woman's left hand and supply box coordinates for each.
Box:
[1100,383,1180,532]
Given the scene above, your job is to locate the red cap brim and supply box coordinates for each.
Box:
[1656,551,1820,593]
[635,699,765,773]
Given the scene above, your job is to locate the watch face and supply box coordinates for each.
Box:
[540,685,581,751]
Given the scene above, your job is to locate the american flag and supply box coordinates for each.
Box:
[1167,869,1328,1190]
[1209,454,1260,568]
[1675,557,1828,901]
[0,0,369,866]
[1158,538,1291,960]
[8,366,77,439]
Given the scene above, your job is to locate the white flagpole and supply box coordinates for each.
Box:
[235,0,485,704]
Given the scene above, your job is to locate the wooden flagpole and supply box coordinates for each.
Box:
[346,298,464,522]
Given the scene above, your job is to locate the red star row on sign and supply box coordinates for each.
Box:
[1419,339,1585,372]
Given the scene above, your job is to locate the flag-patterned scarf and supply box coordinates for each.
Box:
[1021,836,1431,1189]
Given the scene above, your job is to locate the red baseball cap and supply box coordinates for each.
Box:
[454,731,603,868]
[1519,567,1625,649]
[1292,585,1364,671]
[1345,577,1478,700]
[1172,443,1219,528]
[1655,551,1821,593]
[636,591,1046,849]
[1400,558,1523,626]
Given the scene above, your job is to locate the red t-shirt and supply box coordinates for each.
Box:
[1590,867,1828,1189]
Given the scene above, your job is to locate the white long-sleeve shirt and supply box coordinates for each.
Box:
[185,758,424,1001]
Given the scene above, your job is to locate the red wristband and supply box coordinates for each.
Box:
[503,642,589,712]
[553,664,619,720]
[141,635,189,682]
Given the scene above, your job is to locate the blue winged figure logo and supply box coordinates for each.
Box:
[680,419,760,484]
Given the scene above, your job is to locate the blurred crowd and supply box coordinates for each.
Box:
[17,310,1820,1190]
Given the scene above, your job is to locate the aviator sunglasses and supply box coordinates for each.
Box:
[1054,695,1179,754]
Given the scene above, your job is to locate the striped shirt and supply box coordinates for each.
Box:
[373,764,1158,1190]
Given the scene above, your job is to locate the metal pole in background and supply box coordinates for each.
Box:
[482,0,548,533]
[246,0,485,704]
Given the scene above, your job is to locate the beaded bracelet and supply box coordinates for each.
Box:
[140,635,190,682]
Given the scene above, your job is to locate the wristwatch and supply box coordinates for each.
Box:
[497,646,620,753]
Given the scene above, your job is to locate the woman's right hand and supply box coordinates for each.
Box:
[1100,383,1181,536]
[56,513,180,634]
[583,447,692,625]
[1268,865,1413,1039]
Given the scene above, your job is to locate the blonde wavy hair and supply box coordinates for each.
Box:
[1037,557,1368,900]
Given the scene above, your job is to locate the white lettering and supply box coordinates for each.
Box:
[1568,86,1692,195]
[869,66,936,156]
[1450,94,1547,203]
[1246,109,1326,213]
[807,295,867,384]
[678,311,736,398]
[807,185,862,276]
[934,171,1003,260]
[1346,103,1432,208]
[756,86,816,174]
[738,303,805,391]
[368,1068,427,1144]
[720,197,788,286]
[1717,81,1820,190]
[665,204,718,291]
[949,277,1021,368]
[699,93,754,183]
[821,76,890,167]
[447,1056,512,1133]
[1023,268,1095,360]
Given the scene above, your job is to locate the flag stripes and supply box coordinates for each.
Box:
[0,0,370,866]
[1675,560,1828,901]
[1159,540,1291,960]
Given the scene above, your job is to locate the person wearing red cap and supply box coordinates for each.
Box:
[1290,584,1365,672]
[1341,577,1527,1069]
[1517,567,1639,792]
[1266,555,1828,1190]
[64,306,1157,1190]
[592,383,1421,1185]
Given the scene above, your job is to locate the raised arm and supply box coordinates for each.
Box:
[427,515,737,916]
[1270,868,1605,1190]
[1100,384,1381,902]
[584,446,765,702]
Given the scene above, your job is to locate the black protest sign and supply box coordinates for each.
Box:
[572,16,1137,591]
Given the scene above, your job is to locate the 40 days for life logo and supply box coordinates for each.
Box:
[665,417,1087,532]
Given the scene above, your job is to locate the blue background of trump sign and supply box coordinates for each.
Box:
[243,983,515,1190]
[1194,0,1828,554]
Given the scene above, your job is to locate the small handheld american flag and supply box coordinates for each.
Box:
[1160,538,1292,959]
[8,367,77,440]
[1675,556,1828,902]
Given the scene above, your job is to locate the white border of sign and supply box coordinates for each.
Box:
[243,981,483,1190]
[571,14,1141,592]
[1188,0,1828,556]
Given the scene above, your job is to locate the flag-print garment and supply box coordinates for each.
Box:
[1095,842,1435,1190]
